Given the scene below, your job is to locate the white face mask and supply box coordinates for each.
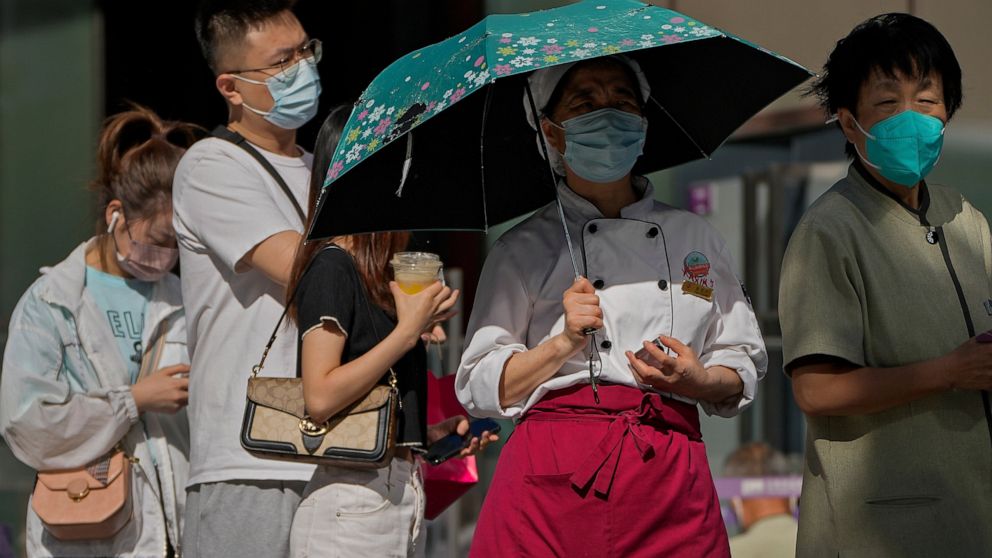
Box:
[233,58,322,130]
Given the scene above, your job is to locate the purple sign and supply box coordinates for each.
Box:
[713,476,803,499]
[688,183,712,215]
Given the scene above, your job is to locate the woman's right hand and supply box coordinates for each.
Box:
[390,281,460,343]
[557,276,603,356]
[131,364,190,414]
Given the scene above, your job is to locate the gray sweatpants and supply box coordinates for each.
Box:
[183,480,307,558]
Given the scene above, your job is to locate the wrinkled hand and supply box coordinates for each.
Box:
[391,281,459,342]
[131,364,189,414]
[426,415,500,459]
[625,335,710,399]
[946,336,992,391]
[558,277,602,356]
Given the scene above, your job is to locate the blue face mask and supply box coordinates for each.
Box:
[552,108,647,183]
[234,58,321,130]
[853,110,945,188]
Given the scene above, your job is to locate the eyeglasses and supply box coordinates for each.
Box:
[228,38,322,83]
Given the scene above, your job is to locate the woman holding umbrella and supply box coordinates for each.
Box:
[456,56,767,557]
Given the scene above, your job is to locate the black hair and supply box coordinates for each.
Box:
[287,103,353,320]
[287,104,408,321]
[308,104,353,212]
[194,0,297,74]
[542,56,646,119]
[808,13,963,158]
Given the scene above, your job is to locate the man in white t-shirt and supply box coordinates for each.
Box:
[172,1,321,556]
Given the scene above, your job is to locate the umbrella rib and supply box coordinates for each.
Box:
[649,95,710,160]
[479,82,495,232]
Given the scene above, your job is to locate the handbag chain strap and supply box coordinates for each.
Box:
[252,245,399,399]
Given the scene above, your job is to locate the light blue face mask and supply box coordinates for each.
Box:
[234,58,321,130]
[552,108,647,183]
[853,110,945,188]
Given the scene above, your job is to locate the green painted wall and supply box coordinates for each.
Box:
[0,1,102,553]
[929,125,992,216]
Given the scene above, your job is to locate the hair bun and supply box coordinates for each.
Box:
[89,104,202,235]
[96,105,166,183]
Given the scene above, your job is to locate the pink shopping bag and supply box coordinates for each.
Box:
[424,372,479,520]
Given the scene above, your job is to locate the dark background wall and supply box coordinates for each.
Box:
[99,0,489,315]
[101,1,485,152]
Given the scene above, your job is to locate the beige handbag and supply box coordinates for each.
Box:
[30,319,170,540]
[32,450,133,540]
[240,246,399,469]
[241,373,398,468]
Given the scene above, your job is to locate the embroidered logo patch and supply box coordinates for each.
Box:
[682,251,714,301]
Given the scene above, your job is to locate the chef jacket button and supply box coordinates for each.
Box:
[588,224,598,234]
[658,279,668,291]
[600,340,612,350]
[593,279,605,289]
[647,227,659,238]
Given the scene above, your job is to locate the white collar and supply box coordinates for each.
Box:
[555,175,656,222]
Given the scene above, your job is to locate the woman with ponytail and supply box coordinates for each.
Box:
[0,105,203,557]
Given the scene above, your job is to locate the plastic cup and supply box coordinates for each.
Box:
[390,252,443,294]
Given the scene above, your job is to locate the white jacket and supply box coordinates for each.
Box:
[0,239,189,557]
[457,179,767,419]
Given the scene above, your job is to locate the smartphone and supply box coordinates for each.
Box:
[424,418,501,466]
[632,336,666,367]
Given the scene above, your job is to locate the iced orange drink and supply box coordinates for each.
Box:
[390,252,443,294]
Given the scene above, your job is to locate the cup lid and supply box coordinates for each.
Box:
[390,251,441,264]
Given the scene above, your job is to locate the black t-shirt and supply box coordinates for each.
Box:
[296,246,427,447]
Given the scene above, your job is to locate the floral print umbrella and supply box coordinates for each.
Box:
[308,0,811,240]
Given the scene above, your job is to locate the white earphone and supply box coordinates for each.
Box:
[107,211,120,234]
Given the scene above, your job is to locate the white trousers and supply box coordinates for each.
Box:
[290,457,426,558]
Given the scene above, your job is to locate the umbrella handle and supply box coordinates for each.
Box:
[525,83,594,340]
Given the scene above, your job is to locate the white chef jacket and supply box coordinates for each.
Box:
[457,178,767,420]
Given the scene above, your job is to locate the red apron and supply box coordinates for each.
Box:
[469,384,730,558]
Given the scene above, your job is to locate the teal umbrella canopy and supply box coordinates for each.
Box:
[309,0,812,239]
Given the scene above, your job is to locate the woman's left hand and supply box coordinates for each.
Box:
[625,335,712,400]
[426,415,500,459]
[421,324,447,345]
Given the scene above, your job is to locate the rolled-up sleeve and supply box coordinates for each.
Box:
[0,292,137,471]
[779,220,865,370]
[696,243,767,418]
[456,240,533,419]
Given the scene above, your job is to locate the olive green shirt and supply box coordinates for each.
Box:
[780,164,992,558]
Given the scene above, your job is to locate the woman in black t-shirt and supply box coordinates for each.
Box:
[285,107,494,557]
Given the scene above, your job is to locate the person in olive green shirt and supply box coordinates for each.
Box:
[780,13,992,558]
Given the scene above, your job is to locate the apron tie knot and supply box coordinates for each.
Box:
[569,393,661,496]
